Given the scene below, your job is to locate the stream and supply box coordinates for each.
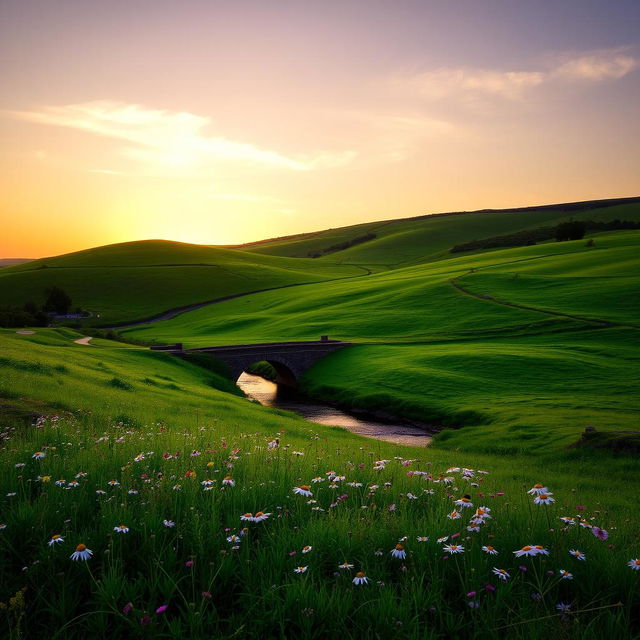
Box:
[237,372,432,446]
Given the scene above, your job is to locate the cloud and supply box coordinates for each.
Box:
[405,68,544,101]
[12,101,355,172]
[552,49,638,81]
[394,48,637,104]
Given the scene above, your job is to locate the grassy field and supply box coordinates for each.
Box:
[240,200,640,268]
[0,240,365,325]
[120,230,640,457]
[0,329,639,638]
[1,201,639,638]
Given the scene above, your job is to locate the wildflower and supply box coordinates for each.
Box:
[416,536,429,542]
[39,475,51,483]
[227,535,241,543]
[107,480,120,487]
[447,510,461,520]
[114,525,129,534]
[527,484,549,495]
[292,451,304,456]
[556,602,571,612]
[294,566,308,573]
[96,489,106,495]
[390,544,406,559]
[67,481,80,488]
[473,507,492,520]
[454,497,473,508]
[311,477,324,483]
[533,493,555,505]
[482,545,498,555]
[222,476,235,487]
[628,559,640,570]
[163,520,175,528]
[302,545,313,554]
[467,526,481,533]
[443,544,465,554]
[560,516,576,525]
[468,600,480,608]
[240,513,254,522]
[492,568,510,581]
[70,544,93,561]
[122,602,133,615]
[201,480,214,487]
[558,570,573,580]
[55,480,66,486]
[32,451,45,460]
[253,511,271,522]
[388,504,397,511]
[569,549,585,561]
[48,534,64,546]
[338,562,353,569]
[353,572,368,585]
[0,524,6,530]
[184,560,194,567]
[293,485,313,497]
[514,545,548,558]
[436,536,449,544]
[127,489,139,495]
[133,453,145,462]
[592,527,609,541]
[485,584,495,592]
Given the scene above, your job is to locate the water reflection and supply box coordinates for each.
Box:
[237,372,432,446]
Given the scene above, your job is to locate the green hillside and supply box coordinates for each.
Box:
[122,229,640,452]
[240,198,640,269]
[0,240,365,325]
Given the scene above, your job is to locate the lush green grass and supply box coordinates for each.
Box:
[299,328,640,453]
[0,240,365,325]
[2,204,639,638]
[0,329,639,638]
[241,201,640,268]
[121,231,640,458]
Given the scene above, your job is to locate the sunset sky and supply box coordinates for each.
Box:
[1,0,639,257]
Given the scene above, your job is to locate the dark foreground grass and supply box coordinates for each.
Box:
[0,329,639,639]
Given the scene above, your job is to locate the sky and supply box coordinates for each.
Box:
[1,0,639,258]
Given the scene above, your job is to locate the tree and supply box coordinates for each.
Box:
[556,220,586,242]
[43,286,72,315]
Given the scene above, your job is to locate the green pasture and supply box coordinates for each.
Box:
[242,201,640,267]
[0,328,639,638]
[0,240,365,325]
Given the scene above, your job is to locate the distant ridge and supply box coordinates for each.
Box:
[235,195,640,248]
[0,258,32,267]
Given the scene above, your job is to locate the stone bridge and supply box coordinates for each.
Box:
[151,337,352,385]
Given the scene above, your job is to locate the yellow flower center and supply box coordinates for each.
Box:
[255,512,264,517]
[300,485,310,491]
[395,544,404,550]
[356,572,365,578]
[76,544,86,551]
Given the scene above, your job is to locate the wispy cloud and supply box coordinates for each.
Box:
[394,47,638,103]
[11,101,356,172]
[551,48,638,81]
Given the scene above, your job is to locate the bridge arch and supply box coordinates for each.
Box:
[155,339,352,388]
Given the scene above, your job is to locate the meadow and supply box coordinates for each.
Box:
[1,200,639,638]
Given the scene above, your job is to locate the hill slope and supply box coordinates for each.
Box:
[239,197,640,269]
[0,240,365,325]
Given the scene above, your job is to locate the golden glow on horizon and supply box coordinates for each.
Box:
[0,4,638,258]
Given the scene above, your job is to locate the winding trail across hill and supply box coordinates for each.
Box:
[73,336,93,345]
[450,274,638,329]
[101,265,372,329]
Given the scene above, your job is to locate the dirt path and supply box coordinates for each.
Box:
[101,266,372,329]
[16,330,36,335]
[450,275,637,329]
[74,336,93,345]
